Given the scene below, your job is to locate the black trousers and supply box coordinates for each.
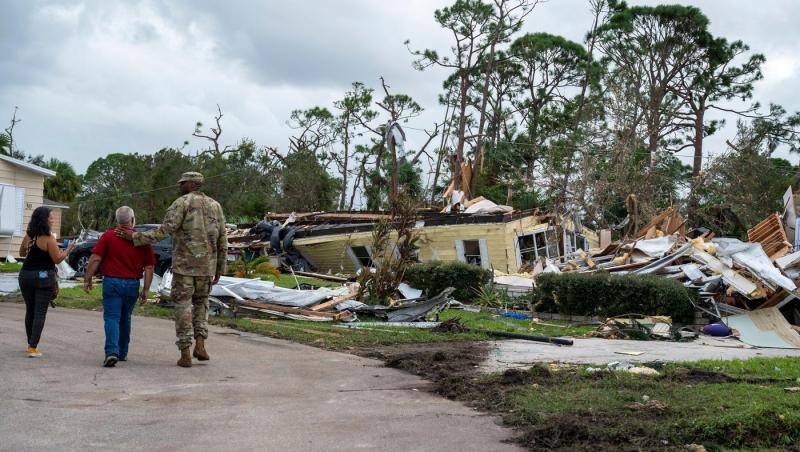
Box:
[18,269,55,348]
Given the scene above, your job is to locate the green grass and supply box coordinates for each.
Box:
[264,274,342,289]
[439,310,595,337]
[484,358,800,450]
[663,356,800,379]
[46,286,174,318]
[6,283,800,449]
[0,262,22,272]
[3,284,587,351]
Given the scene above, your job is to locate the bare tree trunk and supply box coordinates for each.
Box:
[687,108,704,224]
[556,0,602,212]
[338,117,350,210]
[348,155,367,211]
[431,149,446,206]
[387,123,399,208]
[453,74,470,197]
[471,34,499,196]
[430,88,455,206]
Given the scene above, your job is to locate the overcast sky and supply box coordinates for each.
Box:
[2,0,799,174]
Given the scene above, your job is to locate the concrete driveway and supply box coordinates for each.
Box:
[0,303,520,452]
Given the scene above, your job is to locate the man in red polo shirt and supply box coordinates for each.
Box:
[83,206,155,367]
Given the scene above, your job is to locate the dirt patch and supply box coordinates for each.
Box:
[364,341,490,401]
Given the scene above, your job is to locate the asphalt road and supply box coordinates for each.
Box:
[0,303,520,452]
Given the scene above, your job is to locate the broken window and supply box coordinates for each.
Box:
[576,233,589,251]
[456,239,489,268]
[518,234,538,267]
[462,240,482,265]
[564,230,576,255]
[546,229,560,258]
[350,246,373,268]
[517,228,560,267]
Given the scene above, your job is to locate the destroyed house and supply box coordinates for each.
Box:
[244,209,606,275]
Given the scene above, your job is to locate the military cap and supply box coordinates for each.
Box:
[178,172,204,184]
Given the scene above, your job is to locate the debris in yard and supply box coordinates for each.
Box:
[614,351,645,356]
[501,311,532,321]
[589,315,673,340]
[337,321,441,329]
[627,399,667,413]
[702,323,732,337]
[628,367,660,376]
[433,318,470,333]
[598,361,660,376]
[724,307,800,349]
[476,329,574,345]
[784,387,800,393]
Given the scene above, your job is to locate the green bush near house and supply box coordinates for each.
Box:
[404,261,491,301]
[533,272,697,323]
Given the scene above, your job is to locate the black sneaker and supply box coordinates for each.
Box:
[118,357,127,362]
[103,355,118,367]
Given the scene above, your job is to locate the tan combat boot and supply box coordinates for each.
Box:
[177,347,192,368]
[193,336,210,361]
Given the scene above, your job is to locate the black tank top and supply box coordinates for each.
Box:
[21,237,56,271]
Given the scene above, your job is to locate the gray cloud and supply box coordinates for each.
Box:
[1,0,799,174]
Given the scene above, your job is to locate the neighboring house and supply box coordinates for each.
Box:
[254,210,611,276]
[0,154,68,259]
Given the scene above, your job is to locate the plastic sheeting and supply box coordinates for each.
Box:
[630,236,677,259]
[158,271,331,308]
[493,275,536,288]
[463,199,514,215]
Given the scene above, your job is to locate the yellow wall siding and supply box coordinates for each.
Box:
[293,215,553,275]
[0,160,47,258]
[294,232,375,275]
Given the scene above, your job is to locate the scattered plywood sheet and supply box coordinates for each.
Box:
[776,250,800,270]
[725,307,800,349]
[748,213,793,261]
[692,250,761,299]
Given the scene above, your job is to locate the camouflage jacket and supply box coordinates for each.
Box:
[133,191,227,277]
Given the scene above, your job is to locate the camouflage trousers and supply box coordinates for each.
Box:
[171,273,211,350]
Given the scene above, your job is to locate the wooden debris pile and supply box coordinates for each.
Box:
[553,209,800,322]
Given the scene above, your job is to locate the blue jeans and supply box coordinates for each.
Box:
[102,277,140,359]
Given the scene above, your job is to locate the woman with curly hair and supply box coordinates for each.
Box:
[18,206,75,358]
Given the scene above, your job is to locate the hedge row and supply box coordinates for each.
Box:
[533,272,697,323]
[404,261,492,301]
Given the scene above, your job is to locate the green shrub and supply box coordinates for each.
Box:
[533,272,696,323]
[404,261,491,301]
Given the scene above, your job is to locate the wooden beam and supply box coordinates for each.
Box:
[293,271,350,282]
[310,288,359,311]
[233,299,352,320]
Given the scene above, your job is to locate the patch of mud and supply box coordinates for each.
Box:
[363,342,490,400]
[518,415,656,452]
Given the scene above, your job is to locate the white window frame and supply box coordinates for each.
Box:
[516,228,559,267]
[0,184,25,237]
[455,239,489,269]
[564,229,590,255]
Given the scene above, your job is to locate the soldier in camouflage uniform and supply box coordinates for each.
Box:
[117,172,227,368]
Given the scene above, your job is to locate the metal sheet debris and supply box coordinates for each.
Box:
[725,307,800,349]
